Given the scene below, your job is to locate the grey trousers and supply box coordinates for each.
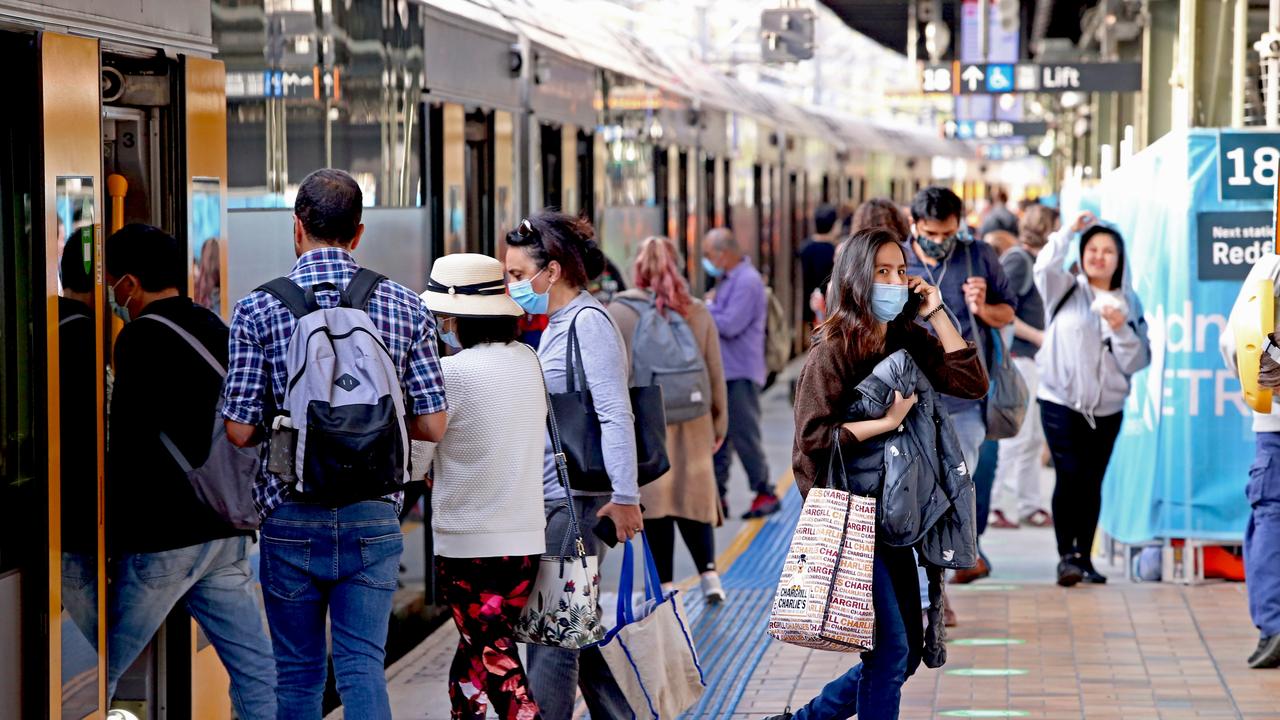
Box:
[714,379,773,497]
[526,495,632,720]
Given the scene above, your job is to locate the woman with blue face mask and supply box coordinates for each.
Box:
[503,211,642,720]
[765,228,988,720]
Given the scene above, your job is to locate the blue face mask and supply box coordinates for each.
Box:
[702,257,723,278]
[508,269,550,315]
[870,283,909,323]
[439,329,460,350]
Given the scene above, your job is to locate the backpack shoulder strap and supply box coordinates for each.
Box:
[256,277,312,319]
[136,314,226,378]
[1050,281,1079,321]
[346,268,387,311]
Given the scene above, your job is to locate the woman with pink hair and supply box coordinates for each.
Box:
[608,236,730,602]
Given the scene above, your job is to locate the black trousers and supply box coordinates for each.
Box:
[645,517,715,583]
[1039,400,1124,558]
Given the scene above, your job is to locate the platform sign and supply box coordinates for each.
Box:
[944,120,1047,139]
[1218,132,1280,200]
[922,62,1143,95]
[1195,211,1274,280]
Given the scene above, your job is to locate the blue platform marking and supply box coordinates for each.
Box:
[678,485,803,718]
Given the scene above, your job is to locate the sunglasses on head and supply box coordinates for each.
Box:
[516,218,540,240]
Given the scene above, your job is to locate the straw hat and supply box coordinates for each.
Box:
[421,253,522,318]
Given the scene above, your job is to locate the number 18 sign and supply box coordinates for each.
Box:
[1219,131,1280,201]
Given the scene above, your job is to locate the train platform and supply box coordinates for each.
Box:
[349,368,1279,720]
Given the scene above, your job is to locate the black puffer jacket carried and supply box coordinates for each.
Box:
[845,349,980,669]
[844,349,978,566]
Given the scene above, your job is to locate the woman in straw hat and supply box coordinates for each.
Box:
[413,253,547,720]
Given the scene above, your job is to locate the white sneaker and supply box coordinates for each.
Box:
[700,571,726,604]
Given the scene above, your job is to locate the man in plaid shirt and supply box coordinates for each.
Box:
[224,169,446,719]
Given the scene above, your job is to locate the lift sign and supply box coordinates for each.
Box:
[1219,132,1280,200]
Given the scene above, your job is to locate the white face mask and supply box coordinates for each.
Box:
[111,276,135,322]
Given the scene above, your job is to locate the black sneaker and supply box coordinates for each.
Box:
[1248,634,1280,668]
[1057,555,1084,587]
[761,708,793,720]
[1080,560,1108,584]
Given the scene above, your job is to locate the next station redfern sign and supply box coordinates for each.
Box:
[921,62,1143,95]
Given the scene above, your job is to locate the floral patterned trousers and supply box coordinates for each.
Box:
[436,554,542,720]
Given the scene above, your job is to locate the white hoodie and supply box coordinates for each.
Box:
[1034,226,1152,424]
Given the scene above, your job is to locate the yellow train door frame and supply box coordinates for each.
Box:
[39,30,107,720]
[181,54,233,720]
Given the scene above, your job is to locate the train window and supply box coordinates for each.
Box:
[653,146,669,240]
[190,179,222,312]
[703,155,716,235]
[464,110,494,255]
[677,149,689,248]
[722,158,732,230]
[442,103,466,255]
[560,124,578,217]
[576,129,595,222]
[540,124,563,212]
[494,112,516,259]
[55,177,102,719]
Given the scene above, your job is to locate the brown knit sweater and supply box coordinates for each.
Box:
[792,321,989,498]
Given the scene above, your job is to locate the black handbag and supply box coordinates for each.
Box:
[549,306,670,493]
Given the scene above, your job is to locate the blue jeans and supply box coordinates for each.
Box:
[715,379,773,497]
[260,500,403,720]
[794,550,911,720]
[107,535,276,720]
[1248,433,1280,636]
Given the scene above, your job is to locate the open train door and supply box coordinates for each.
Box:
[179,55,234,720]
[39,31,108,720]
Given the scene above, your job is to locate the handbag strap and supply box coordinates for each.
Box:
[565,305,613,396]
[137,314,224,473]
[616,534,665,627]
[523,344,587,561]
[825,428,850,492]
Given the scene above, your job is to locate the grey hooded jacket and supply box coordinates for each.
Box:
[1034,226,1152,424]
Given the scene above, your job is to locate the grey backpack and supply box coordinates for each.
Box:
[139,315,261,530]
[258,270,409,506]
[615,294,711,423]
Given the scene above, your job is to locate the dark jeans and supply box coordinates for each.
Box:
[645,517,715,583]
[714,379,772,497]
[1247,433,1280,636]
[526,496,631,720]
[260,500,403,720]
[793,549,912,720]
[974,439,1000,537]
[1039,400,1123,558]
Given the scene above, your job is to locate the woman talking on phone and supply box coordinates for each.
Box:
[1035,212,1150,587]
[765,228,988,720]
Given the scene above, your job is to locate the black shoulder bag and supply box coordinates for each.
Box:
[548,306,670,493]
[964,243,1029,441]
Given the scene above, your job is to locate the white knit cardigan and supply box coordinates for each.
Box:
[410,342,548,558]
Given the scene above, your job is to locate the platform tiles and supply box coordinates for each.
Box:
[366,483,1279,719]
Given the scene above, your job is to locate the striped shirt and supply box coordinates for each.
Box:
[223,246,447,514]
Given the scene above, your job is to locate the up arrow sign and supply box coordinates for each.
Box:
[961,65,985,92]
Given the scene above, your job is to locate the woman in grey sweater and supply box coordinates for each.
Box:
[1035,211,1151,587]
[504,211,641,720]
